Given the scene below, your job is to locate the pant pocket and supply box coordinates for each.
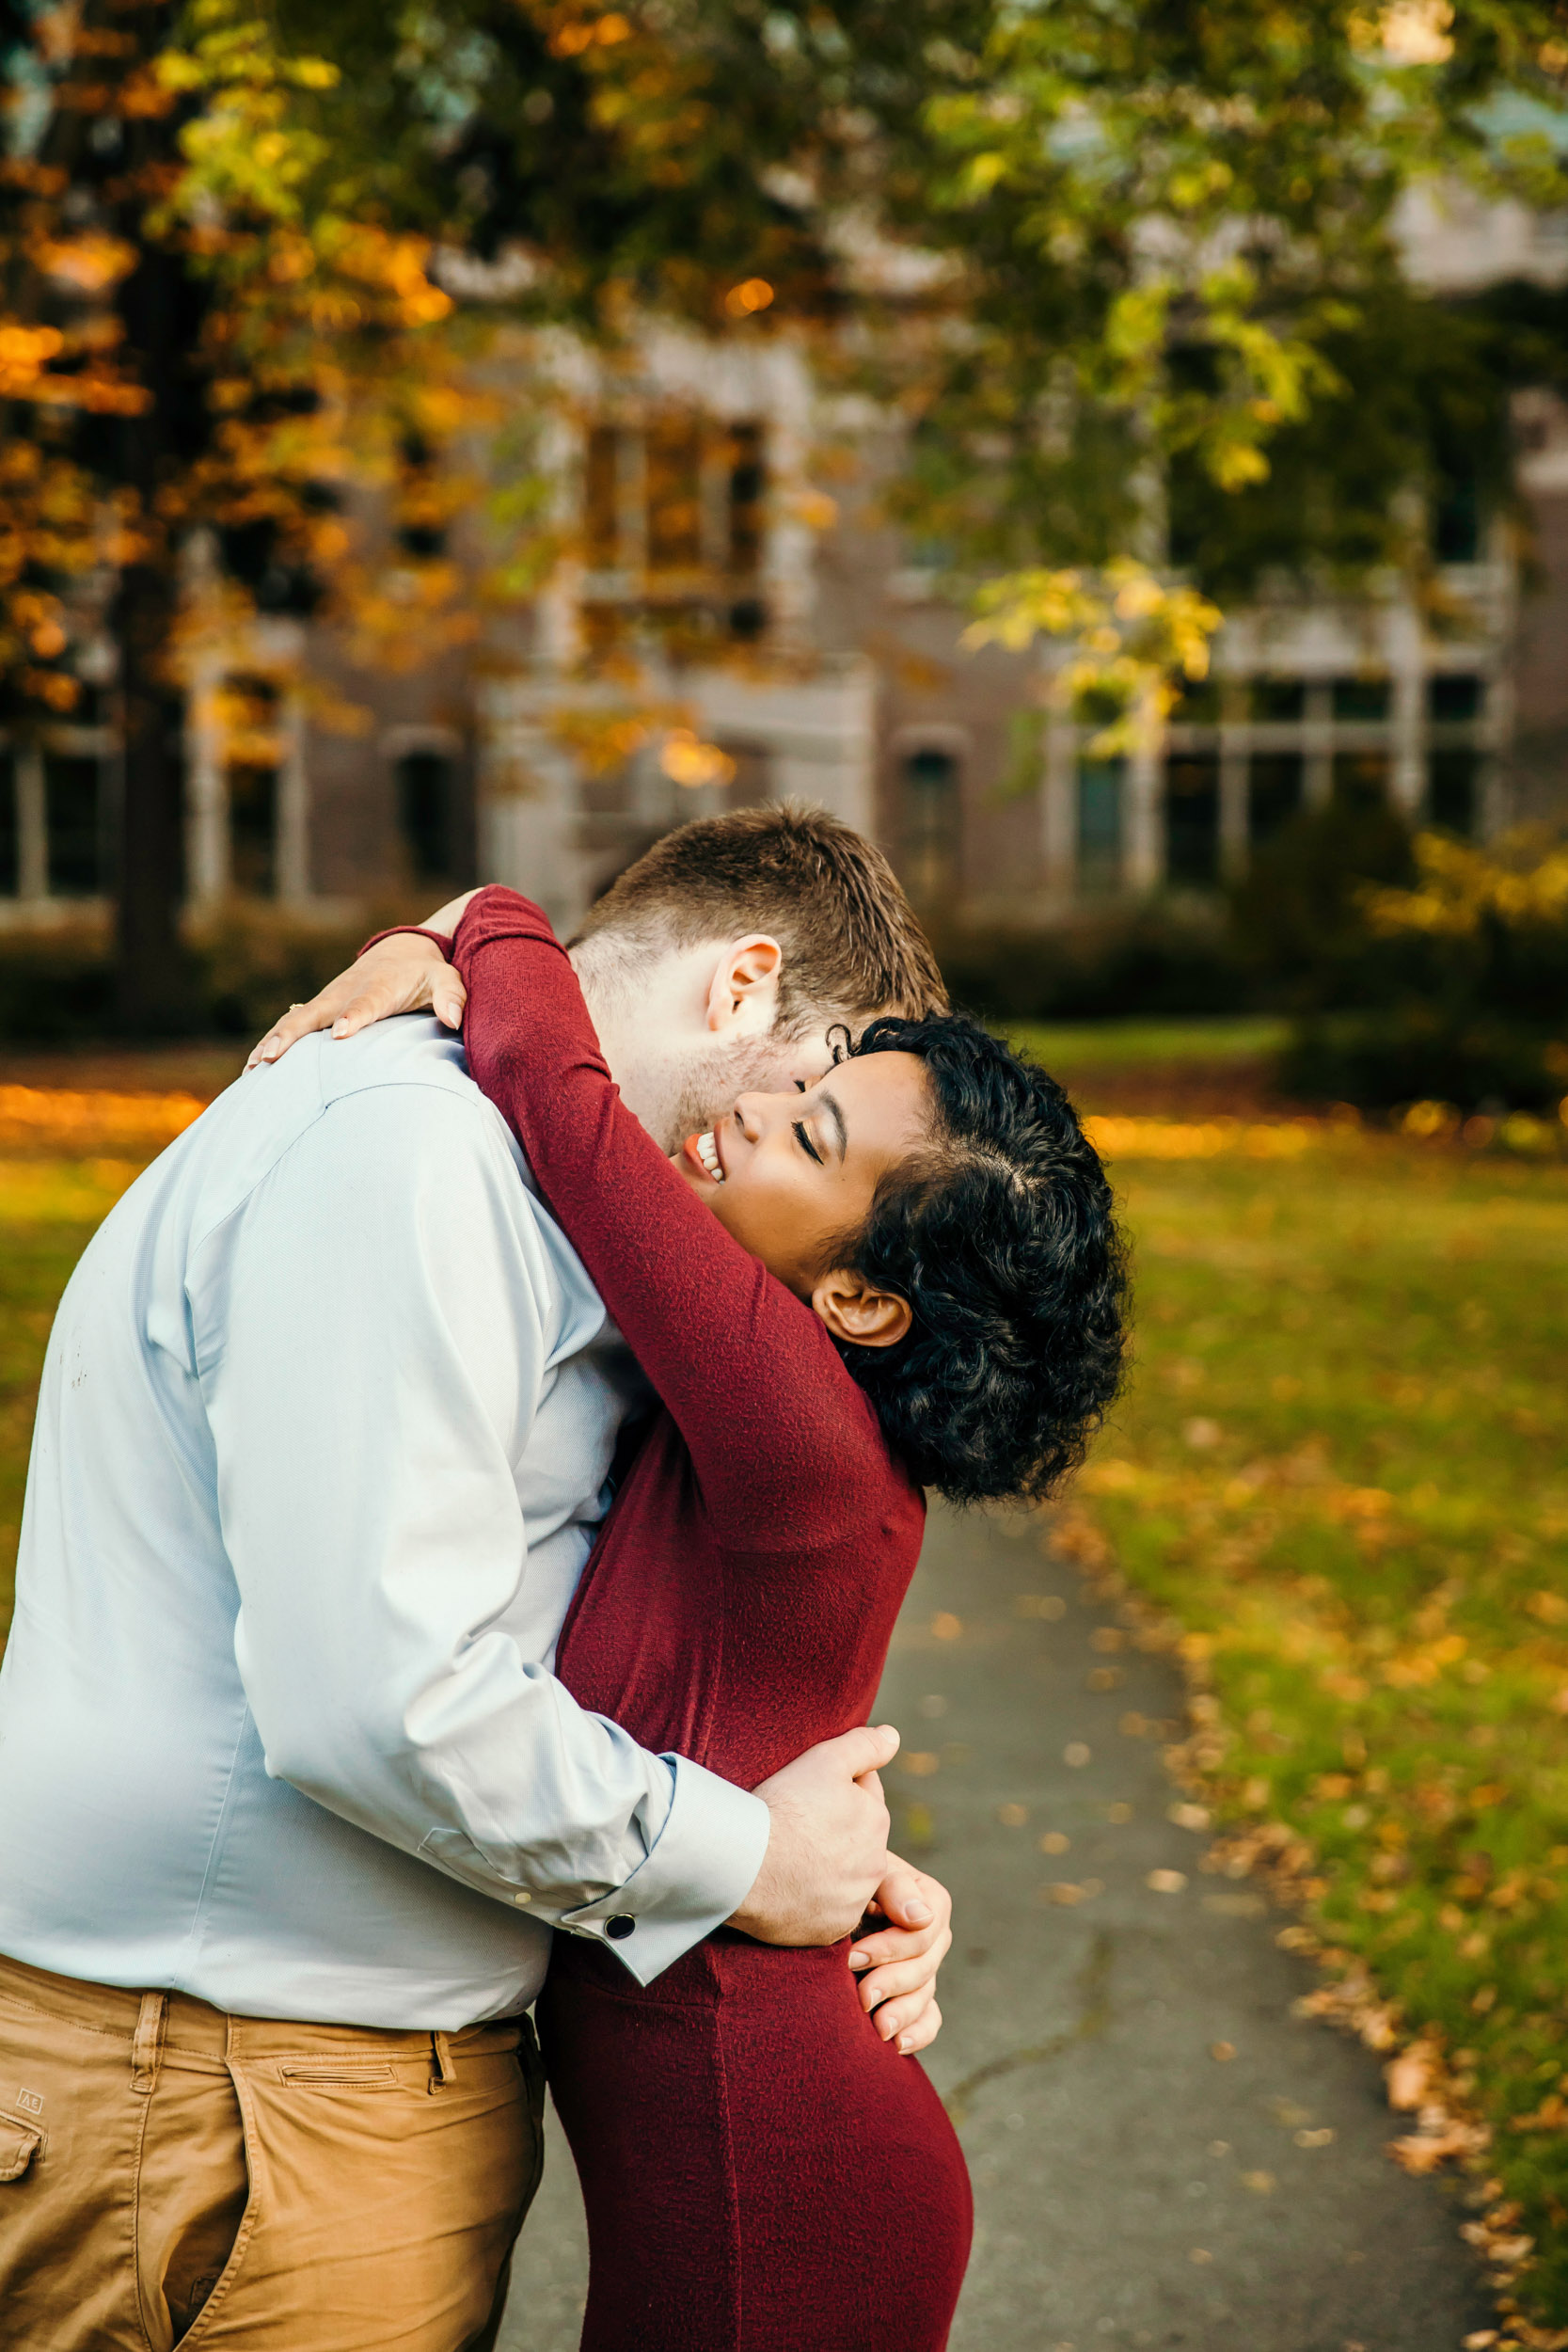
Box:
[0,2116,42,2182]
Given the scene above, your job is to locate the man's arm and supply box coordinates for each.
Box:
[194,1075,772,1984]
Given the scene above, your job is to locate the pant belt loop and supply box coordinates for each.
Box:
[430,2030,457,2090]
[131,1992,168,2097]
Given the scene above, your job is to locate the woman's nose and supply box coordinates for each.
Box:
[732,1093,767,1143]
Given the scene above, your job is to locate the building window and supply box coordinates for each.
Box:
[223,675,282,898]
[1333,750,1390,809]
[1169,679,1221,726]
[1077,758,1123,892]
[728,424,765,576]
[1248,754,1304,847]
[1429,674,1483,723]
[582,417,768,640]
[645,418,705,574]
[0,751,16,898]
[1251,679,1306,723]
[1428,749,1478,835]
[1331,676,1390,723]
[584,425,623,569]
[395,748,456,882]
[1433,469,1480,564]
[903,746,961,900]
[1164,755,1219,886]
[45,752,105,897]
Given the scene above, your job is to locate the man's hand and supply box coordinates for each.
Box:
[729,1724,897,1948]
[246,933,467,1071]
[849,1861,952,2056]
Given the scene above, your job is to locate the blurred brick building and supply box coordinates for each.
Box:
[2,187,1565,940]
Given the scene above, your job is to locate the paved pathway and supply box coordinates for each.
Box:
[500,1503,1487,2350]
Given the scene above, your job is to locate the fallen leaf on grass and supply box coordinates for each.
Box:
[1039,1831,1070,1853]
[930,1612,963,1641]
[1148,1868,1187,1893]
[1389,2121,1490,2173]
[997,1803,1029,1827]
[1295,2126,1336,2147]
[1386,2048,1435,2111]
[1210,2042,1236,2061]
[1169,1802,1211,1831]
[1064,1741,1091,1768]
[1242,2169,1276,2193]
[1045,1883,1087,1905]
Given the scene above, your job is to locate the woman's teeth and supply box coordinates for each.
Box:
[695,1131,724,1183]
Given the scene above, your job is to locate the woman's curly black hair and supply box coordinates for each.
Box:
[829,1012,1129,1507]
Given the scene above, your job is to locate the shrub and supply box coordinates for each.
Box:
[1273,830,1568,1110]
[932,900,1256,1023]
[0,908,388,1042]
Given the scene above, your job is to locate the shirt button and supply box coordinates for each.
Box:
[604,1915,636,1941]
[512,1891,531,1906]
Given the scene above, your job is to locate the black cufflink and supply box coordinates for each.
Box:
[604,1915,636,1940]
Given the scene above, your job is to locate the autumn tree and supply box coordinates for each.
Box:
[3,0,1565,1025]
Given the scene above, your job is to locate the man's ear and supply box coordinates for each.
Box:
[705,935,782,1035]
[810,1268,911,1351]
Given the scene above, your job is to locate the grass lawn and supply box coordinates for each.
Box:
[1072,1124,1568,2330]
[1006,1014,1289,1074]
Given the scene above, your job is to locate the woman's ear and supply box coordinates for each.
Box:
[705,935,782,1035]
[810,1268,911,1351]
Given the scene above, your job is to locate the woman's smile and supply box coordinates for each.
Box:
[684,1128,726,1184]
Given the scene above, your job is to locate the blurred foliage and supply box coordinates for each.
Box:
[932,901,1255,1024]
[1071,1131,1568,2325]
[1232,818,1568,1109]
[0,907,389,1041]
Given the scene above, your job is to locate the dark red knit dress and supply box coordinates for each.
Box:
[449,889,972,2352]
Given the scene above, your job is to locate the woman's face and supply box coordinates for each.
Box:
[673,1051,932,1301]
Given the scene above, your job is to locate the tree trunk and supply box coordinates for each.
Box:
[114,558,190,1031]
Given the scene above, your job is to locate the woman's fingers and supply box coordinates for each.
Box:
[245,936,452,1071]
[430,970,467,1031]
[873,1991,942,2055]
[246,977,388,1069]
[850,1925,953,2016]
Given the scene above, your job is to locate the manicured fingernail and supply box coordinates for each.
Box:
[903,1899,932,1924]
[331,1019,349,1038]
[847,1950,870,1970]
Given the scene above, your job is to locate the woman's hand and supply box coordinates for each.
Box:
[246,932,467,1071]
[847,1861,953,2056]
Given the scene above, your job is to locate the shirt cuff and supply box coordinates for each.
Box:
[557,1757,770,1986]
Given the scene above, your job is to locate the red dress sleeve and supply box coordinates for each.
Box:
[451,888,914,1549]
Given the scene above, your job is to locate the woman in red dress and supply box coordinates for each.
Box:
[286,886,1126,2352]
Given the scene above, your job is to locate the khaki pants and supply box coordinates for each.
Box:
[0,1949,546,2351]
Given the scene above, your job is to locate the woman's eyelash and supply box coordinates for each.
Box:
[793,1120,824,1167]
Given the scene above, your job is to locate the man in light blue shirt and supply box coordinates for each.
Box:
[0,808,954,2351]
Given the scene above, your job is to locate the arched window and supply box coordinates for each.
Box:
[1076,758,1123,893]
[395,748,455,882]
[901,744,961,900]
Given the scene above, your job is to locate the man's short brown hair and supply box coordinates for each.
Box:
[572,804,948,1034]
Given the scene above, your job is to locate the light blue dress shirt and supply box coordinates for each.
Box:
[0,1018,769,2029]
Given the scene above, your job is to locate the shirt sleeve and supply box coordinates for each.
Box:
[189,1074,768,1984]
[450,889,907,1553]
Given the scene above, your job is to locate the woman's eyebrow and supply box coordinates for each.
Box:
[817,1089,848,1162]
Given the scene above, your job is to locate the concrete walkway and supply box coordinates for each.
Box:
[500,1503,1488,2350]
